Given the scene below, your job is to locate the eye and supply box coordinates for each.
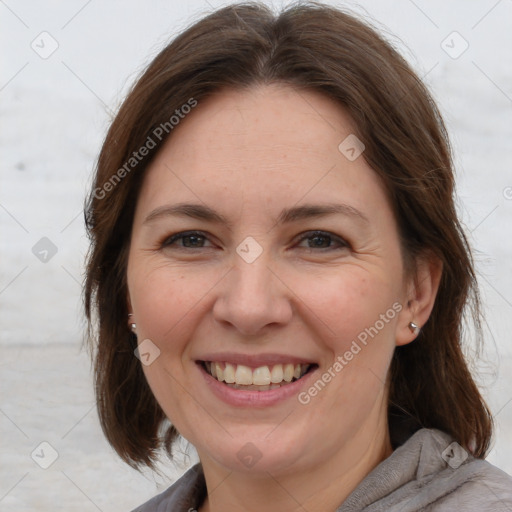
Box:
[159,230,348,252]
[295,231,349,251]
[161,230,213,249]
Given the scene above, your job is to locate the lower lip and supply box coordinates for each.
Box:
[198,363,318,407]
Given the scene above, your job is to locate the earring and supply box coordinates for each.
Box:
[128,313,136,332]
[408,321,420,336]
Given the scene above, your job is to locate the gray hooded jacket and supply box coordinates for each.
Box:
[132,428,512,511]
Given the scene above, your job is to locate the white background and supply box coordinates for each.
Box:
[1,0,511,510]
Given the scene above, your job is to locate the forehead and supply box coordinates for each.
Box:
[136,84,389,223]
[161,84,356,169]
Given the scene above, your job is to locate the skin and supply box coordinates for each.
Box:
[126,84,441,512]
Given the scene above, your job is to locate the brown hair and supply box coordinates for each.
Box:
[84,1,493,469]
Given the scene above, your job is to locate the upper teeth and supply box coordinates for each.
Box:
[205,362,309,386]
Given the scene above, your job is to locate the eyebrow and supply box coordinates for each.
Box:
[143,202,369,227]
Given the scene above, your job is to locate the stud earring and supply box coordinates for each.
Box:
[408,321,420,336]
[128,313,136,332]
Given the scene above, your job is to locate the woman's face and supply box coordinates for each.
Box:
[127,85,416,477]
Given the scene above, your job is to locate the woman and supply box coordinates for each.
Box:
[84,2,512,511]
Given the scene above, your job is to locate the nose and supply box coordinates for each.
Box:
[212,255,293,337]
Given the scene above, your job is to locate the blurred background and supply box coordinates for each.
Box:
[1,0,511,510]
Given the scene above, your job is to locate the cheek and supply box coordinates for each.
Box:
[130,265,215,345]
[130,267,215,429]
[140,361,204,441]
[293,266,398,348]
[291,265,401,410]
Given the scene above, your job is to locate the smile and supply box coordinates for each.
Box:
[201,361,313,390]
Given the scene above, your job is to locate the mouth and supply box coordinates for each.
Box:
[198,361,317,391]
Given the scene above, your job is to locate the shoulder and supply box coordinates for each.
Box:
[130,464,205,512]
[430,458,512,511]
[339,428,512,512]
[405,429,512,511]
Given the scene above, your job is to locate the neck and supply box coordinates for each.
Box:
[199,412,392,512]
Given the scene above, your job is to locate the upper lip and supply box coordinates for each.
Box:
[196,352,316,368]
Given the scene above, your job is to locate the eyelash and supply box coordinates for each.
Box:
[160,230,349,252]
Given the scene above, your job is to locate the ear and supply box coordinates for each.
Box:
[127,293,134,327]
[395,251,443,347]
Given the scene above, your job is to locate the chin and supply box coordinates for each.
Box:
[194,423,314,476]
